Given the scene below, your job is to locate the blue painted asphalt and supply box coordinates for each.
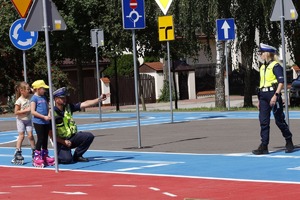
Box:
[1,147,300,184]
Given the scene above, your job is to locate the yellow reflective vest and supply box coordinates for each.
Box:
[54,105,78,139]
[259,61,278,88]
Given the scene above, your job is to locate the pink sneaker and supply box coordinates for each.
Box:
[42,149,55,166]
[33,150,44,168]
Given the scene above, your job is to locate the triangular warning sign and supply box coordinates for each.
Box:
[155,0,173,15]
[270,0,298,21]
[24,0,67,32]
[11,0,33,18]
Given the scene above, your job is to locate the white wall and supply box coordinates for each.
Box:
[188,71,196,99]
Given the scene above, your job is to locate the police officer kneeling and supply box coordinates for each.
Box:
[52,87,107,164]
[253,43,295,155]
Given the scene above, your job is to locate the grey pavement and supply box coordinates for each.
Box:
[1,94,299,155]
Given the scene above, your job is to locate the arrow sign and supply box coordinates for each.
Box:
[11,0,32,18]
[216,18,235,41]
[155,0,173,15]
[221,21,230,39]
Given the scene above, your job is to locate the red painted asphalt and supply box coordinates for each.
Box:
[1,167,300,200]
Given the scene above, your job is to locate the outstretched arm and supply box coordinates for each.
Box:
[80,93,109,109]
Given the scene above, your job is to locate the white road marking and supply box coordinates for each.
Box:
[11,185,42,188]
[51,191,87,195]
[0,192,10,194]
[113,185,137,188]
[287,166,300,170]
[94,158,184,172]
[65,184,93,187]
[163,192,177,197]
[149,187,160,191]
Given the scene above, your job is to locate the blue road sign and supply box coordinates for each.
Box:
[216,18,235,41]
[9,18,38,50]
[122,0,146,29]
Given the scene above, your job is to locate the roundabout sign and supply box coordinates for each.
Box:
[9,18,38,50]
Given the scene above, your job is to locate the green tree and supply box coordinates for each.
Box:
[104,54,134,77]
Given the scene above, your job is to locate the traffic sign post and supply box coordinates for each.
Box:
[158,15,175,122]
[216,18,235,110]
[270,0,298,127]
[122,0,145,29]
[23,0,67,173]
[122,0,146,148]
[90,29,105,122]
[9,18,38,82]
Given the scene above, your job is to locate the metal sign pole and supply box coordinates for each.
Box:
[225,41,230,110]
[280,0,290,126]
[132,30,141,148]
[42,0,59,173]
[95,32,102,122]
[167,41,173,122]
[22,51,27,82]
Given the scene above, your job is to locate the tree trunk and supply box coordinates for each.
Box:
[76,60,84,102]
[241,43,254,107]
[138,74,146,111]
[215,40,226,108]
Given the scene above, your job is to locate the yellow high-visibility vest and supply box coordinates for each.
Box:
[54,105,77,139]
[259,61,278,88]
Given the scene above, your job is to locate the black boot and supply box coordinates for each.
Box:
[252,144,269,155]
[285,139,294,153]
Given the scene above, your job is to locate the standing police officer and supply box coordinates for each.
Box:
[252,43,294,155]
[52,87,108,164]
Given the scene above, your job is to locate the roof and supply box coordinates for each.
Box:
[139,62,164,73]
[142,62,163,71]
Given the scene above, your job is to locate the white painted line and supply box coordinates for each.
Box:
[163,192,177,197]
[65,184,93,187]
[143,164,169,168]
[11,185,42,188]
[287,166,300,170]
[51,191,87,195]
[116,167,141,171]
[113,185,137,188]
[149,187,160,191]
[0,192,10,194]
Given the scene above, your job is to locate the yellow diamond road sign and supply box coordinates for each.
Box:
[158,15,175,41]
[155,0,173,15]
[11,0,32,18]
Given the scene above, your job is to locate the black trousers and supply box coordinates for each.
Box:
[57,131,94,164]
[259,92,292,145]
[33,123,51,151]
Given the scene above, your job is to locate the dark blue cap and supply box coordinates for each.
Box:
[53,87,67,98]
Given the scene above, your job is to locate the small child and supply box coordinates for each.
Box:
[30,80,54,167]
[12,81,35,165]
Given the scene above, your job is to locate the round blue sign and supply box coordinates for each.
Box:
[9,18,38,50]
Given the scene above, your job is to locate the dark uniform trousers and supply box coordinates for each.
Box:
[259,91,292,146]
[57,131,94,164]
